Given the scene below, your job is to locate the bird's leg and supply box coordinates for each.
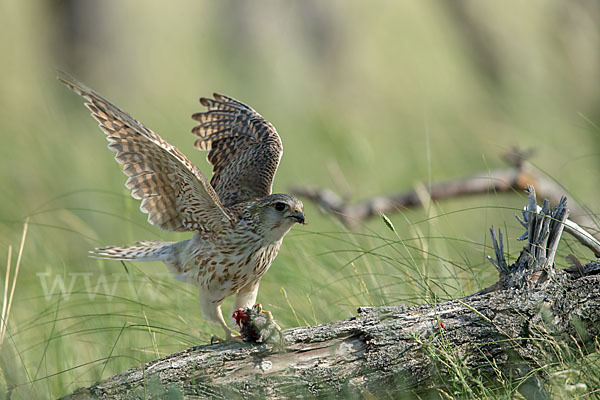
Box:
[210,316,237,344]
[231,281,260,326]
[203,299,242,343]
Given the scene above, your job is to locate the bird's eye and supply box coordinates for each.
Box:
[274,202,286,212]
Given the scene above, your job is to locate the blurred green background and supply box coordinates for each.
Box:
[1,0,599,397]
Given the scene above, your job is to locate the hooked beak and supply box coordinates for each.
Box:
[288,212,306,225]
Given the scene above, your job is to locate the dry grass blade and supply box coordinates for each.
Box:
[0,245,13,349]
[0,217,30,347]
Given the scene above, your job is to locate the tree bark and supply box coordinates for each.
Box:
[62,264,600,399]
[62,189,600,399]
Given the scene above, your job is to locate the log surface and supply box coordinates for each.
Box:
[62,190,600,399]
[63,262,600,399]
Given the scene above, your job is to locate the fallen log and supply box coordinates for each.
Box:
[62,188,600,399]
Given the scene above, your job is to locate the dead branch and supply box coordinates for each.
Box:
[61,191,600,399]
[290,156,600,257]
[290,167,528,225]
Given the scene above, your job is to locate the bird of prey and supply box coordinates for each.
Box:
[59,73,305,341]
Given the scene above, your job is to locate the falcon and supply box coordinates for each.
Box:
[59,72,305,341]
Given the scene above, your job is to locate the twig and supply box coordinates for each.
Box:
[552,208,599,257]
[291,167,528,226]
[291,161,600,256]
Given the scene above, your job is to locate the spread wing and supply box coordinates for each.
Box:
[191,93,283,207]
[58,72,233,233]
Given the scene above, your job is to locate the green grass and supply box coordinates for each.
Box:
[1,1,600,398]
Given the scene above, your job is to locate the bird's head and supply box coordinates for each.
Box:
[249,194,305,243]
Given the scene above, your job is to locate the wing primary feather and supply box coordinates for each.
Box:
[191,93,283,206]
[58,72,234,233]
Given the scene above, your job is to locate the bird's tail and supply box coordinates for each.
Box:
[90,241,175,261]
